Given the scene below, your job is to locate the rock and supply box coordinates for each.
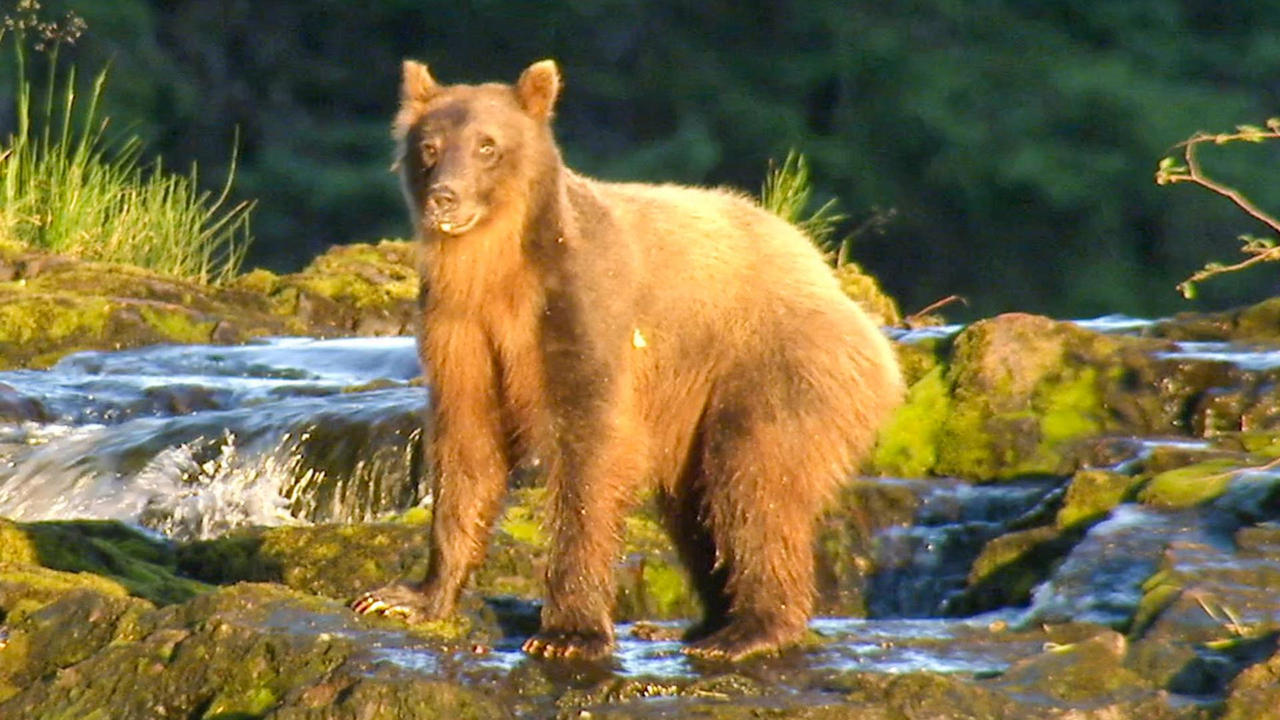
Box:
[1056,469,1143,530]
[1151,296,1280,342]
[877,313,1139,480]
[0,519,207,606]
[876,309,1280,482]
[0,383,49,423]
[950,524,1081,614]
[1221,645,1280,720]
[0,583,503,718]
[1136,460,1239,509]
[998,630,1154,704]
[834,261,901,327]
[0,240,421,370]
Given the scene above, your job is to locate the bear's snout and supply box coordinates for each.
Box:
[424,184,479,234]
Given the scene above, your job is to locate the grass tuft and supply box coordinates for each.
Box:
[761,150,850,263]
[0,3,251,284]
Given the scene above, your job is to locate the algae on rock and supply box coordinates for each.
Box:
[0,240,422,370]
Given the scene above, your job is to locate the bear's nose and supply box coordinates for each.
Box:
[426,185,459,216]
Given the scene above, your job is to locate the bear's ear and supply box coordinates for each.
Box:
[401,60,440,103]
[516,59,561,120]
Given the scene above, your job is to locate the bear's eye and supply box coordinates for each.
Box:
[477,138,497,159]
[421,142,438,166]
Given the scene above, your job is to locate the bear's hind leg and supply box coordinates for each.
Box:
[655,481,732,641]
[682,398,846,662]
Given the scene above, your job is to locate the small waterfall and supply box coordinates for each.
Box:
[0,337,428,540]
[866,479,1059,617]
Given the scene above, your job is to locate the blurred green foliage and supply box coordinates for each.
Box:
[0,1,249,283]
[7,0,1280,318]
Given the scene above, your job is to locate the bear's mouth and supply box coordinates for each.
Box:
[435,211,483,237]
[433,213,481,236]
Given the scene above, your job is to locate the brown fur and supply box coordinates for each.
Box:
[352,59,904,661]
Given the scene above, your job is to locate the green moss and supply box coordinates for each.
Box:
[968,526,1062,586]
[231,267,281,296]
[1239,431,1280,457]
[179,523,433,600]
[873,365,951,477]
[1037,366,1104,447]
[834,262,900,326]
[0,292,114,368]
[204,685,278,718]
[934,401,1007,479]
[396,506,431,525]
[138,305,217,344]
[951,525,1082,614]
[176,530,279,586]
[499,488,547,548]
[0,520,39,564]
[1056,470,1141,530]
[1138,459,1239,508]
[894,336,946,387]
[19,521,210,605]
[639,562,691,618]
[291,240,418,309]
[0,562,132,624]
[1130,569,1183,638]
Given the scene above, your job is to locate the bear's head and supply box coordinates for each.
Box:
[394,60,562,238]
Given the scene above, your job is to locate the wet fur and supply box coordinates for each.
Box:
[354,59,904,661]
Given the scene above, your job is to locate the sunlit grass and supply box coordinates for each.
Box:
[761,149,849,264]
[0,3,251,284]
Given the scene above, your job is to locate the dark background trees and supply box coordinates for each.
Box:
[11,0,1280,319]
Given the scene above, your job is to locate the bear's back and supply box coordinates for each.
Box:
[584,176,860,335]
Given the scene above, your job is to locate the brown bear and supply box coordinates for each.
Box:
[352,59,904,661]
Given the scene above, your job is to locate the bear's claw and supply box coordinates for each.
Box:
[682,619,801,662]
[349,583,435,623]
[522,631,613,661]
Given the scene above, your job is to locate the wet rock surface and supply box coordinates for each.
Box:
[3,300,1280,715]
[0,240,418,370]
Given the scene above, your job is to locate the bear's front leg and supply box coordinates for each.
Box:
[521,371,647,660]
[352,319,510,624]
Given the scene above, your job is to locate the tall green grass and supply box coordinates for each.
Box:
[761,150,850,265]
[0,7,251,284]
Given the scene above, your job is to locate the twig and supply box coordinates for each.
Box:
[1156,124,1280,293]
[903,294,967,326]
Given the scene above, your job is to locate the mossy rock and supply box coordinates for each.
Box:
[998,630,1154,704]
[0,255,295,369]
[876,313,1131,480]
[0,584,154,703]
[177,521,433,601]
[267,239,420,336]
[892,331,951,387]
[816,479,922,615]
[0,519,208,606]
[1222,647,1280,720]
[935,314,1117,479]
[948,524,1082,614]
[1137,459,1239,509]
[1056,469,1143,530]
[177,491,701,623]
[0,582,502,719]
[0,562,132,628]
[833,261,900,327]
[1153,296,1280,343]
[0,241,422,369]
[839,671,1020,719]
[874,364,951,478]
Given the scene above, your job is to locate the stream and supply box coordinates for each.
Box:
[2,326,1280,684]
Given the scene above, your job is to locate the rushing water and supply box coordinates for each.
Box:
[4,326,1280,679]
[0,337,427,538]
